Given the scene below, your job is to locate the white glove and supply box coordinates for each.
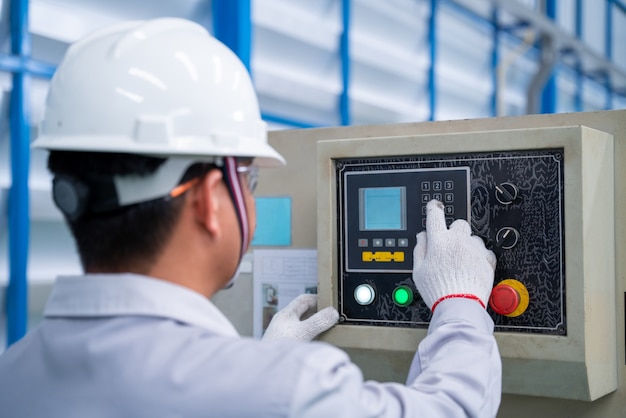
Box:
[413,200,497,311]
[262,294,339,341]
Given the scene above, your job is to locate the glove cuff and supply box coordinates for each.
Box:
[431,293,486,312]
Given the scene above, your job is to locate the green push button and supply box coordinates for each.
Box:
[393,285,414,307]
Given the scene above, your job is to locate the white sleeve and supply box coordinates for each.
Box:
[405,298,502,417]
[290,298,501,418]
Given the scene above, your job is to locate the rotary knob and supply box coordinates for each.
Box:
[495,182,519,205]
[495,227,520,249]
[489,279,529,317]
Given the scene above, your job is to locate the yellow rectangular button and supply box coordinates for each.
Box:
[362,251,405,262]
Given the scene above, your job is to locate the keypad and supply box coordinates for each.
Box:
[419,179,462,230]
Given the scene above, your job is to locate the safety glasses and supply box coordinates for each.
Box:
[236,164,259,193]
[169,160,259,199]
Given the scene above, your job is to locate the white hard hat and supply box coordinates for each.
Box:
[33,18,285,168]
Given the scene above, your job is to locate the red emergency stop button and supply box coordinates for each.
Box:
[489,279,529,317]
[490,285,519,315]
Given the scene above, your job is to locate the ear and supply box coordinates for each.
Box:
[192,169,225,238]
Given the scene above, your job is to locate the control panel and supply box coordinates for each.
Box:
[337,150,565,335]
[317,125,615,401]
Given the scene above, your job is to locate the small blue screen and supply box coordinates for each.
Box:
[360,187,406,230]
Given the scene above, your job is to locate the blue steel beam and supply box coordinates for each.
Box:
[262,113,321,129]
[491,6,499,117]
[607,0,614,61]
[615,0,626,12]
[211,0,333,128]
[441,0,496,31]
[7,0,31,346]
[612,0,626,97]
[428,0,437,121]
[606,0,614,109]
[339,0,351,126]
[540,0,557,114]
[0,53,55,78]
[575,0,583,111]
[212,0,252,71]
[446,0,625,104]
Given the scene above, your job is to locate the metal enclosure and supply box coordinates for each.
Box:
[258,110,626,417]
[318,125,615,402]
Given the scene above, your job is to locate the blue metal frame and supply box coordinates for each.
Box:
[212,0,327,129]
[613,0,626,104]
[3,0,57,347]
[0,54,55,78]
[606,0,613,64]
[442,0,498,32]
[215,0,624,126]
[6,0,31,347]
[212,0,252,72]
[261,113,320,129]
[614,0,626,14]
[575,0,583,111]
[491,6,499,117]
[605,0,614,109]
[428,0,438,121]
[445,0,626,114]
[340,0,351,126]
[540,0,557,114]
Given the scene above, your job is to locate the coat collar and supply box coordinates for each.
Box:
[44,273,239,337]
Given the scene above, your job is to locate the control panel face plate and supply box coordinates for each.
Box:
[343,167,470,273]
[336,149,565,335]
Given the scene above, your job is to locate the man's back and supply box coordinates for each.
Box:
[0,314,323,417]
[0,274,355,417]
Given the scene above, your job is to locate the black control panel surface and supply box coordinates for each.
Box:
[336,149,566,335]
[343,167,469,272]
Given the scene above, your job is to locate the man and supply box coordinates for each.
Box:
[0,18,501,417]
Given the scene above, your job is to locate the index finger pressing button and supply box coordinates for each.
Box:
[425,199,446,233]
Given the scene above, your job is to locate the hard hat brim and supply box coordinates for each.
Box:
[32,134,286,168]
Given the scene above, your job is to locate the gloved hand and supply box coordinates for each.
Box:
[413,200,497,311]
[262,294,339,341]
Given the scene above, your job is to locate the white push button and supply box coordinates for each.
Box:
[354,284,375,305]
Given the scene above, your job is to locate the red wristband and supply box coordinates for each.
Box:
[431,294,485,312]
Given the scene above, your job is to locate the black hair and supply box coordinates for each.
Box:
[48,151,211,272]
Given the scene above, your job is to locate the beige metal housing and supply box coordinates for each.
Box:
[317,125,615,402]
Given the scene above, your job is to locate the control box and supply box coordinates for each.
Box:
[336,149,565,334]
[317,125,615,401]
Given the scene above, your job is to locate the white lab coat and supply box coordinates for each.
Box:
[0,274,501,417]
